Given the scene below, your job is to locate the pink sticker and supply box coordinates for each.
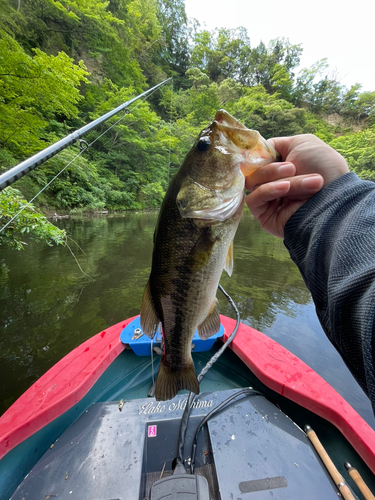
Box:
[148,425,157,438]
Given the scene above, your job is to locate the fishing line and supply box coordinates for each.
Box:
[0,146,88,235]
[65,239,94,282]
[151,336,155,387]
[175,284,241,469]
[0,78,174,236]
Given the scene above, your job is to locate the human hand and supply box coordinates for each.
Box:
[245,134,349,238]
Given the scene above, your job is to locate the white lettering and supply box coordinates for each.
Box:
[139,401,165,415]
[176,398,188,411]
[140,398,214,414]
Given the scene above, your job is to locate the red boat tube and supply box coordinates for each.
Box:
[0,315,374,474]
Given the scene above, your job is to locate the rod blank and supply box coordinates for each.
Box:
[0,78,172,191]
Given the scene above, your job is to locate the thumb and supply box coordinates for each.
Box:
[268,136,299,162]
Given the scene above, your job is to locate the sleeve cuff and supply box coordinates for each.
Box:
[284,172,373,262]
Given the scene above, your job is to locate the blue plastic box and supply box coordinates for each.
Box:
[120,315,224,356]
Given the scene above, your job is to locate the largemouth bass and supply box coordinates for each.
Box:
[140,110,277,401]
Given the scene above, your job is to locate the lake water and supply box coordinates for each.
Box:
[0,210,374,428]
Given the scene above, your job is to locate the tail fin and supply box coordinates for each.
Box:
[154,360,199,401]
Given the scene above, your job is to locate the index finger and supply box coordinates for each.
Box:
[245,162,295,192]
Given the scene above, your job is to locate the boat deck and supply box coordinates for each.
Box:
[1,317,375,499]
[10,389,340,500]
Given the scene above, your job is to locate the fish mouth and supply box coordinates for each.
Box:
[176,111,279,223]
[213,110,279,175]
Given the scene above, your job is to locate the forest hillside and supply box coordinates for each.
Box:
[1,0,375,248]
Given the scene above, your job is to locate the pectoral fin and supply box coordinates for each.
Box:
[140,279,160,339]
[224,240,234,277]
[153,346,163,356]
[186,228,218,273]
[198,299,221,340]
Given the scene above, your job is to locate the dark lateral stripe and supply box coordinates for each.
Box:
[239,476,288,493]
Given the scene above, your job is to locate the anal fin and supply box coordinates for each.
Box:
[140,279,160,339]
[197,299,221,340]
[224,239,234,277]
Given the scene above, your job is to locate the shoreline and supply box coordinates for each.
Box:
[45,208,160,219]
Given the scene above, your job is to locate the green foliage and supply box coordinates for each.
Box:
[191,27,251,83]
[218,78,242,105]
[0,29,88,156]
[155,0,192,86]
[118,0,162,83]
[244,38,302,93]
[0,0,374,251]
[292,60,375,125]
[229,86,307,138]
[303,113,335,143]
[330,127,375,181]
[184,68,220,124]
[0,187,66,250]
[81,81,177,206]
[341,86,375,125]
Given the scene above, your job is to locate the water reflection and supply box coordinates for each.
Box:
[0,210,374,428]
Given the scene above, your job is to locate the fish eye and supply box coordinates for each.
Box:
[197,137,211,152]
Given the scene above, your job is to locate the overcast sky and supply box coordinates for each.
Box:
[184,0,374,92]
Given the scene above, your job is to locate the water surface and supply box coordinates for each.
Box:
[0,211,374,428]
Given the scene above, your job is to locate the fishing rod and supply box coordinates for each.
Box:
[0,78,172,192]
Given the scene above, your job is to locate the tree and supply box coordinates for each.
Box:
[0,187,66,250]
[185,68,221,124]
[230,85,307,138]
[0,29,88,157]
[190,30,212,73]
[190,27,251,83]
[155,0,193,87]
[293,59,329,108]
[293,60,345,115]
[218,78,242,106]
[80,81,177,206]
[330,126,375,181]
[309,76,343,115]
[120,0,163,84]
[0,0,374,232]
[209,27,251,83]
[244,38,302,95]
[342,85,375,125]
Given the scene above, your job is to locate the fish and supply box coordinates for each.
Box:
[140,109,278,401]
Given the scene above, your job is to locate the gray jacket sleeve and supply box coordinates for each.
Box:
[284,172,375,411]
